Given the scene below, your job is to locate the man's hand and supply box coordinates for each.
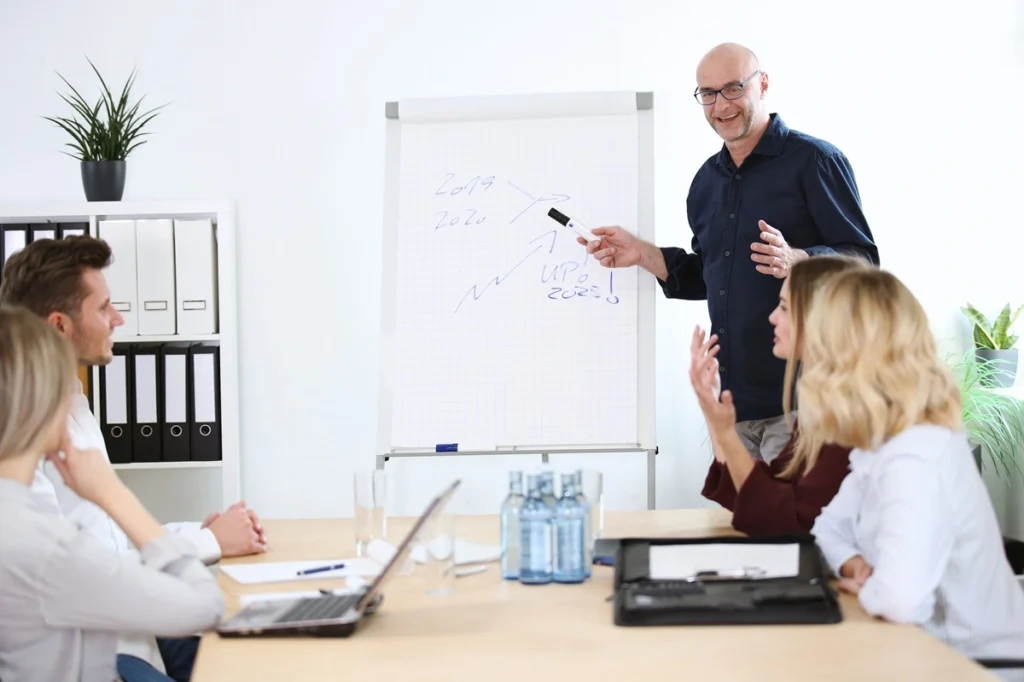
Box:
[577,226,643,268]
[207,503,266,558]
[241,503,266,545]
[750,220,808,278]
[837,554,873,595]
[200,511,219,529]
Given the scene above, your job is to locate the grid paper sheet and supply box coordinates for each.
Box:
[391,112,640,450]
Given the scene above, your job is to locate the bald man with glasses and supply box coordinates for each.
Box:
[582,43,879,463]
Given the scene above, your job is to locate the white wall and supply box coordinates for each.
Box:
[1,1,1022,523]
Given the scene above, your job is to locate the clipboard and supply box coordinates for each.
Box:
[611,534,842,627]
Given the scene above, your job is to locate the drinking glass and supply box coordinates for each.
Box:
[353,470,390,556]
[416,509,456,597]
[578,469,604,542]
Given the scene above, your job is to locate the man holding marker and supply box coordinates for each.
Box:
[580,42,878,462]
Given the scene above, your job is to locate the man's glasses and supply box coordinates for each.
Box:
[694,70,761,106]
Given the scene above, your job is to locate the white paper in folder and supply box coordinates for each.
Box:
[220,558,382,585]
[648,543,800,580]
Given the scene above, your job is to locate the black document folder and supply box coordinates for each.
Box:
[189,344,222,461]
[28,223,58,242]
[130,345,162,463]
[99,345,133,464]
[160,345,191,462]
[612,535,842,627]
[1,224,29,278]
[58,222,89,238]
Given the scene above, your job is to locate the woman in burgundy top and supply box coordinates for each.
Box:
[688,254,870,537]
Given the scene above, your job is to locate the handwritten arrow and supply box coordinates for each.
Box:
[453,230,558,314]
[506,181,572,224]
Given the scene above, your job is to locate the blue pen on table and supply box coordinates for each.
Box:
[295,563,346,576]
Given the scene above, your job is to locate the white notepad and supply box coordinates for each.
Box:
[648,543,800,580]
[219,558,383,585]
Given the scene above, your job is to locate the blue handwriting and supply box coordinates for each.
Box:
[435,174,495,196]
[546,270,620,304]
[505,181,570,224]
[454,230,559,314]
[435,208,487,230]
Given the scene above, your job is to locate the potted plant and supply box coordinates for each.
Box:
[961,303,1023,388]
[43,57,166,202]
[950,350,1024,480]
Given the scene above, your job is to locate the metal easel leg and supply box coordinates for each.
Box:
[646,448,657,510]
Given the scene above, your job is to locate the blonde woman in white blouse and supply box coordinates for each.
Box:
[801,268,1024,674]
[0,307,224,682]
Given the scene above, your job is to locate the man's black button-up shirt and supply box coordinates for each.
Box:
[660,113,879,423]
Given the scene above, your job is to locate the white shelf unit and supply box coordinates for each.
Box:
[0,200,241,512]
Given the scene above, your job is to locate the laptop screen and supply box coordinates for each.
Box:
[354,479,461,611]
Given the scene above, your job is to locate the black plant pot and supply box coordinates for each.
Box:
[80,160,126,202]
[976,348,1019,389]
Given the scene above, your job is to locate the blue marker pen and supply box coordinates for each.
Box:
[548,207,599,242]
[434,444,496,452]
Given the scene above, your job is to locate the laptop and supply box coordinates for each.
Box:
[216,479,461,638]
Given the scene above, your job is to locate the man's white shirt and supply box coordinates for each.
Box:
[30,386,223,673]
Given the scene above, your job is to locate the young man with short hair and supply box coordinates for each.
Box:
[0,235,266,682]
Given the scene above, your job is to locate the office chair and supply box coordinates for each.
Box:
[973,540,1024,674]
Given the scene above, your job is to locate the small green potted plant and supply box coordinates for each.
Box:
[961,303,1022,388]
[43,57,166,202]
[950,350,1024,480]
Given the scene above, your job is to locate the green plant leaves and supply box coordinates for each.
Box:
[950,350,1024,481]
[962,303,1020,350]
[992,304,1014,348]
[43,56,166,162]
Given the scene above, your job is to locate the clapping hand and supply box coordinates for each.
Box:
[750,221,808,278]
[688,325,735,437]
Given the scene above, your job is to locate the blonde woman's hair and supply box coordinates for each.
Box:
[779,254,874,479]
[0,306,78,461]
[796,268,961,455]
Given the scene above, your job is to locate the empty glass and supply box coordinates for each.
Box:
[578,469,604,543]
[353,470,390,556]
[417,509,456,597]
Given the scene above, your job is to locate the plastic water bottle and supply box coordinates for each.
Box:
[540,470,557,510]
[500,471,525,580]
[574,470,593,578]
[519,473,553,584]
[553,472,587,583]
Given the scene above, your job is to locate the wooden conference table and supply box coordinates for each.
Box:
[193,509,998,681]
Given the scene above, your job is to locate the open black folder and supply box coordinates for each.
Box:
[611,534,842,627]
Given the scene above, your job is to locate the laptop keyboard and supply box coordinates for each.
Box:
[274,593,361,624]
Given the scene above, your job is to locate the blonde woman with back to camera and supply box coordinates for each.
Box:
[803,269,1024,675]
[0,307,224,682]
